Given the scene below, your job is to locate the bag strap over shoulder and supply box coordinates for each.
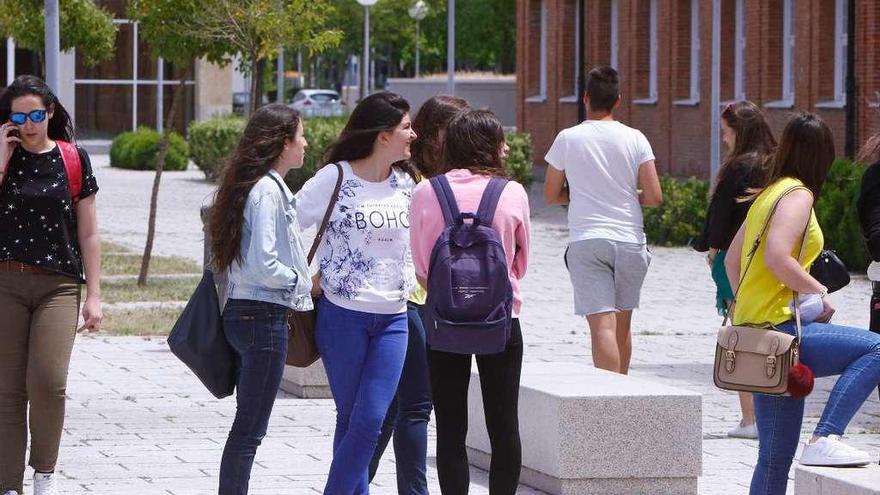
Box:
[725,185,812,343]
[308,163,344,265]
[476,177,508,226]
[57,141,82,204]
[429,175,461,227]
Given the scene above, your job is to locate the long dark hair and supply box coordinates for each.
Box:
[443,109,508,177]
[324,92,414,177]
[209,104,301,272]
[410,95,469,178]
[0,75,75,142]
[716,100,776,192]
[766,113,836,199]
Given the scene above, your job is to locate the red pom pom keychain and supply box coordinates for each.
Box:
[787,358,815,398]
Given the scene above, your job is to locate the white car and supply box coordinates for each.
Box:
[290,90,346,117]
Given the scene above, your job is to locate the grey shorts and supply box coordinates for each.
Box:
[564,239,652,316]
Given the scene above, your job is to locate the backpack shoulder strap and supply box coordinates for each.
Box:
[476,177,509,226]
[57,141,82,204]
[429,175,460,227]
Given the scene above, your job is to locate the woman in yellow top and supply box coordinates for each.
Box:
[726,113,880,495]
[368,95,470,493]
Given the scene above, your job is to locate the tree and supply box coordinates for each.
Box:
[0,0,117,69]
[128,0,341,285]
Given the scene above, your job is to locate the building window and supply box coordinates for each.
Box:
[817,0,848,107]
[720,0,746,102]
[592,0,618,69]
[633,0,658,104]
[766,0,795,108]
[560,0,579,101]
[526,0,547,101]
[674,0,700,104]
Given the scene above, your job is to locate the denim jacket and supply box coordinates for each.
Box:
[226,170,313,311]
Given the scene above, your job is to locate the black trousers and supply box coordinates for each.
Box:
[428,319,523,495]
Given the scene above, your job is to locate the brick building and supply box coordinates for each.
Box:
[516,0,880,178]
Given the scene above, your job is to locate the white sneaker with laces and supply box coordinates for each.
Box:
[728,421,758,439]
[800,435,871,467]
[33,472,57,495]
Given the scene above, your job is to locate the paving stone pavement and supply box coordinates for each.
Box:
[48,157,879,494]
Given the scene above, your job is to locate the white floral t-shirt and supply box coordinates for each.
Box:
[295,161,415,314]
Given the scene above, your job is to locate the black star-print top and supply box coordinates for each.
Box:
[0,144,99,282]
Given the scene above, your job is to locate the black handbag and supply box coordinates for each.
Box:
[167,270,237,398]
[810,249,850,294]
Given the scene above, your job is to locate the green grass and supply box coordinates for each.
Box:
[101,277,198,304]
[102,253,201,276]
[101,240,134,253]
[101,306,183,336]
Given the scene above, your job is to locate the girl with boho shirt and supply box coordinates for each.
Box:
[0,75,102,495]
[725,113,880,494]
[410,109,530,494]
[207,104,312,494]
[295,92,417,494]
[369,95,470,494]
[693,100,776,440]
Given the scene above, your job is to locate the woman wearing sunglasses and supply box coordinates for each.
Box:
[0,75,102,495]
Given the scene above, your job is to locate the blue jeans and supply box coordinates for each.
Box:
[750,320,880,495]
[316,297,408,495]
[218,299,289,495]
[369,302,432,494]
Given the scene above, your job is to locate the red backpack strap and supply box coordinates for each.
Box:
[57,141,82,204]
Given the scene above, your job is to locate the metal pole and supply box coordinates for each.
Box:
[6,38,15,85]
[710,0,721,182]
[44,0,60,93]
[277,48,285,103]
[447,0,455,94]
[415,21,421,78]
[844,0,856,158]
[156,58,164,133]
[577,0,585,122]
[362,6,370,100]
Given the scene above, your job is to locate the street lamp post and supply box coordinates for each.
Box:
[357,0,379,100]
[44,0,61,93]
[447,0,455,95]
[408,1,428,79]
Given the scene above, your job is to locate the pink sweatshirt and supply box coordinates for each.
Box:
[410,169,531,315]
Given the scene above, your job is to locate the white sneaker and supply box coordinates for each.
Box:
[800,435,871,467]
[728,421,758,439]
[33,472,57,495]
[2,490,20,495]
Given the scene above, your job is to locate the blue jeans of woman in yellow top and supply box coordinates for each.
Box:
[750,320,880,495]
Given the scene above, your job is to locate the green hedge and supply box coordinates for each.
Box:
[643,176,710,246]
[188,115,535,191]
[109,127,188,171]
[188,115,247,180]
[816,159,867,272]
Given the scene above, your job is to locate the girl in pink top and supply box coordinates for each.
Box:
[409,109,530,494]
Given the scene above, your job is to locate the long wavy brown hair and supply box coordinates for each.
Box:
[410,95,469,178]
[443,109,508,178]
[208,104,301,273]
[717,100,776,191]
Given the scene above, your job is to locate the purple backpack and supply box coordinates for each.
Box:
[425,175,513,355]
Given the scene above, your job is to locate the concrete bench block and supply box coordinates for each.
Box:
[465,362,702,495]
[280,361,331,398]
[796,464,880,495]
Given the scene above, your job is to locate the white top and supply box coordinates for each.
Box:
[544,120,655,244]
[295,161,416,314]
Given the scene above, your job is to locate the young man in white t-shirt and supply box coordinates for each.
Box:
[543,66,663,374]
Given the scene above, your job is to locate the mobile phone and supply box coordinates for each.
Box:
[7,127,19,139]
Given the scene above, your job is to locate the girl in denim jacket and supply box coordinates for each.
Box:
[207,104,311,494]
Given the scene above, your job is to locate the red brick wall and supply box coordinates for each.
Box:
[516,0,880,177]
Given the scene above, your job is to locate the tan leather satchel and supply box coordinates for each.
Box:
[286,164,343,368]
[713,187,809,395]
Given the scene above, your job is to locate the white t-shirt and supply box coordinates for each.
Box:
[544,120,655,244]
[295,161,416,314]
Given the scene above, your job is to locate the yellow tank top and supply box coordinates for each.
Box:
[732,178,823,327]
